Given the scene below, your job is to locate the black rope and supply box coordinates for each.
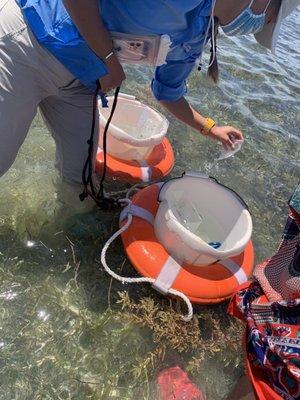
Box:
[208,176,250,211]
[157,172,250,211]
[80,81,100,201]
[97,86,120,199]
[80,83,121,210]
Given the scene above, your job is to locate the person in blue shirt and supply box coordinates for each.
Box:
[0,0,295,184]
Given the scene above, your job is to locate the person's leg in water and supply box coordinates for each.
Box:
[0,0,41,177]
[0,0,98,220]
[0,0,81,181]
[39,78,100,218]
[39,79,98,187]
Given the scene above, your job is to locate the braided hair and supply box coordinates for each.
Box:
[207,17,219,84]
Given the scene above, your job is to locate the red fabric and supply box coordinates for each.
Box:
[157,366,205,400]
[227,281,251,320]
[229,288,283,400]
[246,355,283,400]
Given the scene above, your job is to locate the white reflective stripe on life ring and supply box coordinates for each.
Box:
[219,258,248,285]
[120,204,155,226]
[152,256,182,295]
[97,148,152,182]
[137,160,152,182]
[120,183,162,224]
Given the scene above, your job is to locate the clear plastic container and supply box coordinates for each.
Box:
[154,173,252,266]
[217,139,244,161]
[99,93,169,161]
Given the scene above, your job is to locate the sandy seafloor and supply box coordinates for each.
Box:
[0,9,299,400]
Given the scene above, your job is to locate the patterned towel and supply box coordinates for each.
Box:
[229,281,300,400]
[228,184,300,400]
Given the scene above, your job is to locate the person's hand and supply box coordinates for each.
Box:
[208,125,243,149]
[99,54,126,93]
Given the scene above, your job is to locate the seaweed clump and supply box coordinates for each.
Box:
[117,291,244,389]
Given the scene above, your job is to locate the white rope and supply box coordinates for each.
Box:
[101,212,153,285]
[168,288,194,322]
[125,179,162,199]
[100,199,194,321]
[125,183,143,199]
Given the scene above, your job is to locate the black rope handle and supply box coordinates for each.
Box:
[97,86,120,199]
[157,172,250,212]
[80,81,101,201]
[80,84,121,210]
[208,176,250,211]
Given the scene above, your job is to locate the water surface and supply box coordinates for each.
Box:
[0,10,299,400]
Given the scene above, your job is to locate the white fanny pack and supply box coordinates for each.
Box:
[110,32,172,66]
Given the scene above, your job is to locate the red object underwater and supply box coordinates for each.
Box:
[157,366,205,400]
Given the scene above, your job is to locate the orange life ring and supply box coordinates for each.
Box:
[95,137,174,184]
[121,183,254,304]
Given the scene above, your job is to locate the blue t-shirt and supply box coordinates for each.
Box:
[16,0,212,101]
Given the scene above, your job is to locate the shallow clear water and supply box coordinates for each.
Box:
[1,10,300,400]
[170,194,227,244]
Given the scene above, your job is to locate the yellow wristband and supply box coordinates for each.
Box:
[201,117,216,135]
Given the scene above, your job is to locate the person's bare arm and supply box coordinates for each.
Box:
[63,0,125,92]
[161,97,243,148]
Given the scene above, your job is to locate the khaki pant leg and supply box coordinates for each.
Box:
[39,80,98,184]
[0,0,41,177]
[0,0,94,183]
[0,0,78,179]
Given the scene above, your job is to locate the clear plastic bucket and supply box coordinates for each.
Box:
[154,173,252,266]
[99,93,169,161]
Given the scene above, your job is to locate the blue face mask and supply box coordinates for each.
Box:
[221,0,272,36]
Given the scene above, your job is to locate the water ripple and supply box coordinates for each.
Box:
[0,7,299,400]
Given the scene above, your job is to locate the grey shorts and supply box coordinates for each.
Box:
[0,0,98,183]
